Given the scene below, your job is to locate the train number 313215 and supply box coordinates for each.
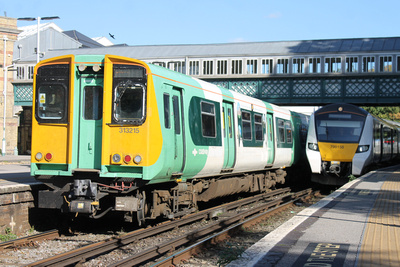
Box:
[119,127,139,134]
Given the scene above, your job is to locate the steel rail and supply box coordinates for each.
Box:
[0,229,60,251]
[151,188,312,267]
[26,188,291,267]
[110,188,312,267]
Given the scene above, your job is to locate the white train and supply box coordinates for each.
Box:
[306,103,399,185]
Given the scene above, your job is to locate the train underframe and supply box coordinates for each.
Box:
[311,161,352,186]
[36,169,286,226]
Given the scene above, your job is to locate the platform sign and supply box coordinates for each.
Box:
[293,243,349,266]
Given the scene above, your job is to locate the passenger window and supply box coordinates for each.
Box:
[278,119,285,143]
[163,94,170,129]
[173,96,180,135]
[84,86,103,120]
[201,102,216,137]
[254,114,263,141]
[285,121,293,144]
[242,111,252,140]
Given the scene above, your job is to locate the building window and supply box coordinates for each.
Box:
[203,60,213,75]
[262,59,273,74]
[152,61,166,67]
[380,56,392,72]
[362,57,375,72]
[246,59,257,74]
[16,66,25,80]
[254,114,263,141]
[309,58,321,73]
[168,61,185,74]
[201,101,216,137]
[293,58,305,74]
[217,60,227,75]
[232,59,243,75]
[189,61,199,75]
[276,58,289,74]
[397,56,400,72]
[325,57,341,73]
[27,66,35,80]
[345,57,358,73]
[242,110,252,140]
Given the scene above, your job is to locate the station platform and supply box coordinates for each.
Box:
[228,165,400,267]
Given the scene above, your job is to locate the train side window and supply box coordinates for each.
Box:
[228,108,233,138]
[268,118,273,141]
[242,110,252,140]
[201,101,216,138]
[285,121,293,144]
[173,96,180,135]
[83,86,103,120]
[278,119,285,143]
[163,94,170,129]
[254,114,263,141]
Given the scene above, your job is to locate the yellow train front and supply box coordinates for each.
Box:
[306,103,399,185]
[31,54,166,223]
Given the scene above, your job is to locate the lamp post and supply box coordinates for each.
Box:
[17,16,60,63]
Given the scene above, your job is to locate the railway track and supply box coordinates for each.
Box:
[16,188,311,267]
[0,229,60,251]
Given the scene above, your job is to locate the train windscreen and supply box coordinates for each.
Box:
[315,113,366,143]
[112,64,147,125]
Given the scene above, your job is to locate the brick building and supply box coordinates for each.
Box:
[0,17,21,155]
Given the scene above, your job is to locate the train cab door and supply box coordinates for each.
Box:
[222,102,235,170]
[77,77,103,169]
[266,113,275,165]
[171,87,185,175]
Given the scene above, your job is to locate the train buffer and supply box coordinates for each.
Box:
[228,164,400,267]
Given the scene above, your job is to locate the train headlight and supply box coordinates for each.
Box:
[133,155,142,164]
[356,145,369,153]
[35,152,43,161]
[112,153,121,164]
[308,143,319,151]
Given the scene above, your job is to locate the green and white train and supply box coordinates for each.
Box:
[32,54,309,225]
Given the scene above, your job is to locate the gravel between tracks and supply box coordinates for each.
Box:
[0,194,323,267]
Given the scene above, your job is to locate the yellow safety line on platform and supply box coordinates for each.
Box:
[359,174,400,267]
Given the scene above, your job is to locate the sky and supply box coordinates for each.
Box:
[2,0,400,46]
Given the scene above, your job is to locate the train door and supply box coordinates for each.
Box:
[266,113,275,165]
[222,102,235,169]
[77,78,103,169]
[171,88,185,174]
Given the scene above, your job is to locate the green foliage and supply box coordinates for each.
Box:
[0,227,17,242]
[362,106,400,122]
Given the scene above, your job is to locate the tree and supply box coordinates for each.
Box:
[362,106,400,122]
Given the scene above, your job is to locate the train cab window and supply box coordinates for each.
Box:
[163,94,170,129]
[254,114,263,141]
[112,65,146,125]
[37,85,66,120]
[242,111,252,140]
[201,101,216,137]
[315,113,366,143]
[84,86,103,120]
[278,119,285,143]
[35,64,69,123]
[285,121,293,144]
